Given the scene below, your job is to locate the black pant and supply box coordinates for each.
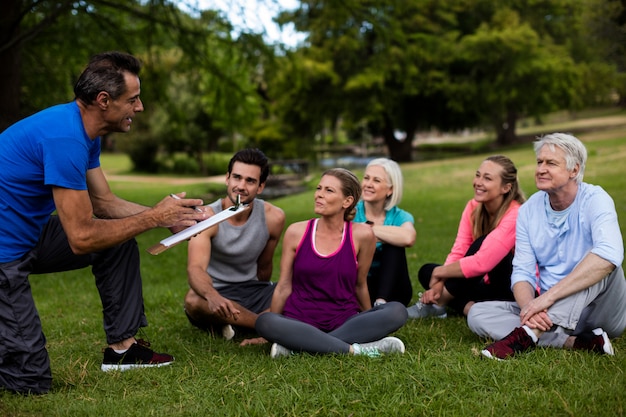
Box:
[418,235,515,315]
[0,216,146,394]
[367,244,413,306]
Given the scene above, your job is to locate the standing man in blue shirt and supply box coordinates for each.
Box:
[468,133,626,360]
[0,51,206,394]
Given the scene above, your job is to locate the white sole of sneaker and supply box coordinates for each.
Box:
[101,361,174,372]
[480,349,504,361]
[382,336,406,354]
[592,328,614,355]
[222,324,235,341]
[270,343,292,359]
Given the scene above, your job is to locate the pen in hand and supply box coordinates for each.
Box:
[169,193,202,212]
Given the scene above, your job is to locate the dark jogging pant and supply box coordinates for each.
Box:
[0,216,146,394]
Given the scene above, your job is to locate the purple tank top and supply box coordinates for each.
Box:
[282,218,360,332]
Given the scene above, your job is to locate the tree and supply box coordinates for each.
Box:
[0,0,26,130]
[0,1,257,130]
[455,7,582,144]
[453,0,620,144]
[130,29,269,174]
[583,0,626,106]
[0,0,170,130]
[267,48,345,157]
[1,0,281,174]
[276,0,621,160]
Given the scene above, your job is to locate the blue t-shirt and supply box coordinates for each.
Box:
[354,200,414,248]
[511,183,623,293]
[0,102,101,262]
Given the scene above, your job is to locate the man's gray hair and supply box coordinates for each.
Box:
[533,133,587,184]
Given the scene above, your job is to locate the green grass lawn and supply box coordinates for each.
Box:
[2,128,626,416]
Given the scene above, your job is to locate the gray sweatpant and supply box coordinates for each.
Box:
[467,266,626,348]
[0,216,146,394]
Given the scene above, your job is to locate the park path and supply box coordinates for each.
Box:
[104,172,224,185]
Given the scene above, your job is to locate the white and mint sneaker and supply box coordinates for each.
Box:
[353,336,406,357]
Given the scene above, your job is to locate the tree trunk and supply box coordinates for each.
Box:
[196,147,207,176]
[0,0,23,132]
[381,113,413,162]
[495,109,519,145]
[331,115,340,146]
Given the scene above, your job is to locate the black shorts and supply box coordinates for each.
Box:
[214,280,275,313]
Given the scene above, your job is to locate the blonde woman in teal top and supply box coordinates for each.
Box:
[354,158,416,306]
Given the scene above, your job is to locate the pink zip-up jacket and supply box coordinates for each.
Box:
[445,199,520,283]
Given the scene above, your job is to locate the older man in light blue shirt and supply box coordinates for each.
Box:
[468,133,626,360]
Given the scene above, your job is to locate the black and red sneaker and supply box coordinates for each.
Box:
[481,327,536,360]
[101,339,174,372]
[573,328,614,355]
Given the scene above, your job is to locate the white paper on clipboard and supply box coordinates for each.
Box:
[147,204,249,255]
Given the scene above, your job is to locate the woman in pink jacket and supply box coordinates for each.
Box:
[408,155,525,319]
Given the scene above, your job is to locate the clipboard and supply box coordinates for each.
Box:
[147,203,249,255]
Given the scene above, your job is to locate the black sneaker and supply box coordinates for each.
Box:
[481,327,536,360]
[101,339,174,372]
[573,328,614,355]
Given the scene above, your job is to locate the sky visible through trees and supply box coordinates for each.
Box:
[178,0,304,46]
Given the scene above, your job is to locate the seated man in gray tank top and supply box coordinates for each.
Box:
[184,149,285,340]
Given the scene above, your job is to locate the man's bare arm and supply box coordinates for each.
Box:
[53,168,205,254]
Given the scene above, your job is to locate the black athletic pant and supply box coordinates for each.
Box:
[418,235,515,315]
[367,244,413,306]
[0,216,146,394]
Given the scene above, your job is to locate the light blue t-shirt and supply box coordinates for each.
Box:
[511,183,623,293]
[0,102,101,263]
[354,200,414,251]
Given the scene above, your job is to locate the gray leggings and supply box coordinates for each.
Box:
[256,301,408,354]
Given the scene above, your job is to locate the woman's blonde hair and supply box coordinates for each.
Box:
[365,158,404,210]
[322,168,361,221]
[472,155,526,239]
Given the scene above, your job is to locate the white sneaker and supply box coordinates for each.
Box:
[270,343,292,359]
[222,324,235,341]
[358,336,406,355]
[406,302,447,319]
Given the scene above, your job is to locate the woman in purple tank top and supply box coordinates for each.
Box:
[252,168,408,358]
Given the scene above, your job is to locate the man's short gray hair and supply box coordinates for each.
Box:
[533,133,587,184]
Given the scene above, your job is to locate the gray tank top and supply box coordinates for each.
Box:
[207,199,269,288]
